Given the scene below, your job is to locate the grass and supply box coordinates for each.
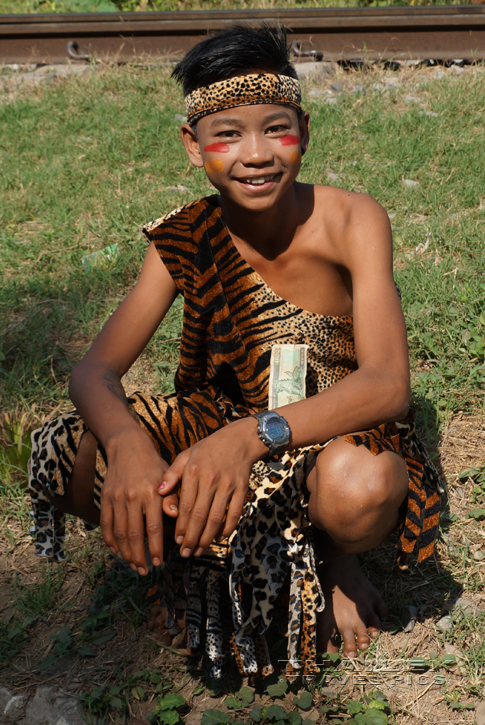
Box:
[0,0,474,18]
[15,562,65,617]
[0,61,484,723]
[1,66,485,423]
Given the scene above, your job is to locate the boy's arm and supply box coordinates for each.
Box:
[161,195,410,557]
[274,192,410,445]
[69,242,178,574]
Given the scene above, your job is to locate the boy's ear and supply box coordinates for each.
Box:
[298,111,311,156]
[180,123,204,168]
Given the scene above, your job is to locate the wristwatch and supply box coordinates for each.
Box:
[252,411,291,457]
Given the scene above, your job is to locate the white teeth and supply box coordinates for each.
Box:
[241,175,274,185]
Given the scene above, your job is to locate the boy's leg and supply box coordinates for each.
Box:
[44,430,178,571]
[306,438,409,658]
[45,429,100,525]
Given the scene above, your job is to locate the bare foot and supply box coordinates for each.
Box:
[317,555,388,658]
[148,602,192,652]
[148,603,171,645]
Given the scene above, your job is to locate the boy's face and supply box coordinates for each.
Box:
[181,103,310,212]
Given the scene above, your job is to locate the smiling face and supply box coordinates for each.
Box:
[180,103,310,212]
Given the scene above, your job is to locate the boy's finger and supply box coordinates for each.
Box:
[145,497,164,568]
[111,502,132,564]
[159,452,188,493]
[99,498,118,553]
[194,493,228,553]
[162,493,179,517]
[178,481,216,556]
[214,521,226,543]
[222,489,246,537]
[174,467,200,545]
[221,487,246,538]
[125,506,148,575]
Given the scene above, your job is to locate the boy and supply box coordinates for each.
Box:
[29,25,442,679]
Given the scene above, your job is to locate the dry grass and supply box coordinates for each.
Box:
[1,414,483,723]
[1,60,485,723]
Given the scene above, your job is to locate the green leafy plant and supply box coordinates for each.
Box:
[343,691,390,725]
[81,669,172,721]
[459,464,485,503]
[225,686,255,710]
[293,692,312,711]
[80,685,128,720]
[201,709,231,725]
[265,676,288,698]
[0,614,34,669]
[445,687,476,712]
[468,508,485,521]
[147,693,187,724]
[40,625,73,670]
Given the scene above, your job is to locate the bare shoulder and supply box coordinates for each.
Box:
[312,184,392,264]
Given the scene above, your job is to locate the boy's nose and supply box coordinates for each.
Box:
[239,136,274,166]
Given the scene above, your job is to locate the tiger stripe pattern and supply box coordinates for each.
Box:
[29,195,443,679]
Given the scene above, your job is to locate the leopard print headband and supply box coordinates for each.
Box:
[184,73,302,124]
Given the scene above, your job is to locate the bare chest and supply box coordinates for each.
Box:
[233,230,352,317]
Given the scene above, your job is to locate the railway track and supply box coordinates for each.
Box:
[1,6,485,65]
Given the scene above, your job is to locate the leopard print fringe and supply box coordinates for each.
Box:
[29,399,441,680]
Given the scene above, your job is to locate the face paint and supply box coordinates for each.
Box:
[289,150,300,165]
[204,159,224,174]
[204,142,230,153]
[280,134,300,146]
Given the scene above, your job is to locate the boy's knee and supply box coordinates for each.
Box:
[311,440,408,531]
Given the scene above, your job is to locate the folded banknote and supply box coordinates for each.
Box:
[268,343,308,409]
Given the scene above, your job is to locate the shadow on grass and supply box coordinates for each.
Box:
[0,252,140,413]
[362,391,462,635]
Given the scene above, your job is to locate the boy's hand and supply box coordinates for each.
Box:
[100,428,178,575]
[159,417,267,557]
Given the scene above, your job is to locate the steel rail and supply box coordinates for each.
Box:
[1,7,485,65]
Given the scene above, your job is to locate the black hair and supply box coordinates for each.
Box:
[171,23,297,97]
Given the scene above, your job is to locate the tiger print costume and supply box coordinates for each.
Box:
[29,195,443,680]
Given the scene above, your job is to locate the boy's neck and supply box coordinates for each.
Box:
[218,182,310,260]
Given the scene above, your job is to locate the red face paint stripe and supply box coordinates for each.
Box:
[280,134,300,146]
[204,142,230,153]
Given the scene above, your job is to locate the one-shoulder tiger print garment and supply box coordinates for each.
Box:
[29,195,443,680]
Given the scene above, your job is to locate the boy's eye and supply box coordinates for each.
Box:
[267,125,288,134]
[217,130,239,139]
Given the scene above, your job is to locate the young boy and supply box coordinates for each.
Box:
[29,25,442,680]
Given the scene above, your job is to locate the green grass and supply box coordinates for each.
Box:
[15,563,65,617]
[1,61,485,724]
[0,65,193,414]
[1,66,484,426]
[0,0,474,17]
[302,74,485,440]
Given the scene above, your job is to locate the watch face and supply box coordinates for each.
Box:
[266,416,287,443]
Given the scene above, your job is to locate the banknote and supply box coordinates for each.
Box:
[268,344,308,410]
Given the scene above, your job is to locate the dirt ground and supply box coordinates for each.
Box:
[1,57,485,724]
[1,412,484,724]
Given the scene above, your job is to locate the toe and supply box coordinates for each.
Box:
[341,628,357,658]
[355,626,371,651]
[368,626,380,640]
[148,605,163,630]
[158,628,172,646]
[175,608,186,631]
[367,613,382,639]
[172,630,185,650]
[148,604,168,632]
